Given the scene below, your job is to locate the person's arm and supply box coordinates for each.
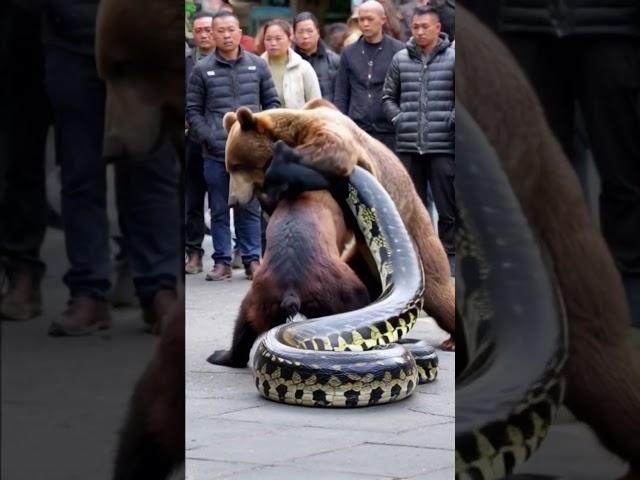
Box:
[303,62,322,102]
[185,64,211,147]
[382,55,402,123]
[258,58,281,110]
[333,52,350,114]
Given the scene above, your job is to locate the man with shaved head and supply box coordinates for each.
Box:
[334,0,404,150]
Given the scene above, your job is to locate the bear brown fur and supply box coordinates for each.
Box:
[222,101,456,350]
[457,5,640,476]
[113,292,184,480]
[208,189,372,367]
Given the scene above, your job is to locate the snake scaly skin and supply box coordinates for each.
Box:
[455,105,569,479]
[252,166,438,407]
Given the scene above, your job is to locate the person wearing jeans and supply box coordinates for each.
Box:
[204,160,261,274]
[185,10,279,281]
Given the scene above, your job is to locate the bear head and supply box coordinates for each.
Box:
[223,101,342,206]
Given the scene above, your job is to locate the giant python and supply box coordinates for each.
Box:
[252,164,439,408]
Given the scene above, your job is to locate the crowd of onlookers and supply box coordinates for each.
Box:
[1,0,180,335]
[184,0,457,281]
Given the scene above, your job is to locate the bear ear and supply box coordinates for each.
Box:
[236,107,256,131]
[223,112,237,133]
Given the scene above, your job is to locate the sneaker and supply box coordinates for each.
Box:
[185,253,203,274]
[205,264,232,281]
[0,269,42,321]
[48,297,111,337]
[244,261,260,280]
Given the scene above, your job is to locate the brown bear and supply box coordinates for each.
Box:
[112,291,184,480]
[457,5,640,477]
[207,165,371,367]
[222,101,455,350]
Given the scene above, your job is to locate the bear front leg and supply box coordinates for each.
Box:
[207,318,259,368]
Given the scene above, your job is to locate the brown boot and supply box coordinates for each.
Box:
[205,264,232,281]
[185,253,203,274]
[142,289,177,335]
[0,269,42,321]
[48,297,111,337]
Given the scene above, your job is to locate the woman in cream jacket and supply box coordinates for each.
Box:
[259,19,321,110]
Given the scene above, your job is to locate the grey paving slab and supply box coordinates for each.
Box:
[186,459,260,479]
[1,228,156,480]
[215,465,396,480]
[295,442,453,477]
[190,419,391,464]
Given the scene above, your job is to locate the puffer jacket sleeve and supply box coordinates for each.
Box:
[303,61,322,103]
[333,53,351,114]
[382,54,402,123]
[185,63,212,148]
[256,57,281,110]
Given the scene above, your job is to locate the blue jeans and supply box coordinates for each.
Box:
[115,138,180,305]
[44,46,110,300]
[45,45,179,303]
[203,158,261,266]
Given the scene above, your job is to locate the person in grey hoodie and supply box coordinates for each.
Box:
[382,5,455,273]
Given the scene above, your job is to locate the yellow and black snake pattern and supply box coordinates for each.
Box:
[252,166,438,407]
[455,105,569,479]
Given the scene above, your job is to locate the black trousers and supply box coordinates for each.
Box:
[0,3,50,281]
[504,35,640,278]
[184,139,207,258]
[397,152,456,256]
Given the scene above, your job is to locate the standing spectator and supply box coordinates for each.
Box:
[293,12,341,103]
[218,2,255,53]
[382,5,456,273]
[400,0,455,42]
[259,19,321,110]
[186,10,280,281]
[378,0,407,41]
[184,10,215,275]
[0,1,51,321]
[334,0,405,150]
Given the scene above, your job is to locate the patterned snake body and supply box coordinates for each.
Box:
[455,105,569,479]
[252,166,438,407]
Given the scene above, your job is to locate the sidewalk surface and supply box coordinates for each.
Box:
[186,248,456,480]
[1,228,155,480]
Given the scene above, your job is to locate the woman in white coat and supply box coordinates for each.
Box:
[259,19,321,110]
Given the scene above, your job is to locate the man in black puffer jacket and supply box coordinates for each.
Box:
[383,5,456,273]
[186,10,280,282]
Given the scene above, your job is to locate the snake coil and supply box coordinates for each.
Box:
[252,166,438,408]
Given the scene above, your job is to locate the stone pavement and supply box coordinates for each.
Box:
[1,228,156,480]
[185,248,455,480]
